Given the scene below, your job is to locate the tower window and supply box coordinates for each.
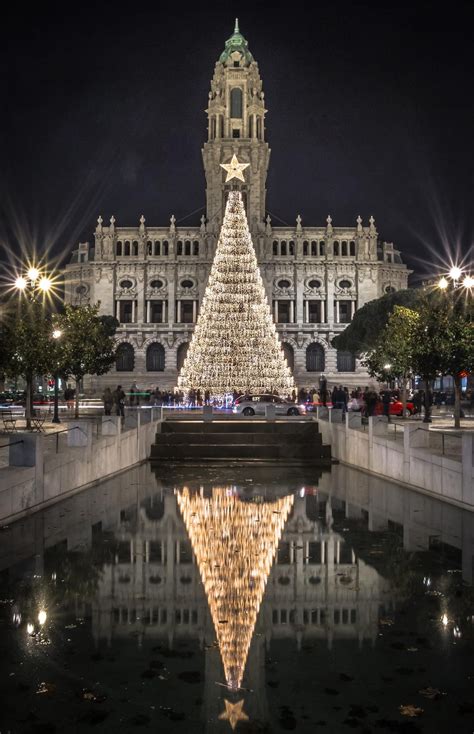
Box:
[303,241,309,256]
[233,60,239,68]
[230,88,243,118]
[232,129,240,138]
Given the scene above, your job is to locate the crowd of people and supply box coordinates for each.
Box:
[100,379,469,419]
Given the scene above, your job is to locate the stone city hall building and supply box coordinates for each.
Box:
[64,21,409,391]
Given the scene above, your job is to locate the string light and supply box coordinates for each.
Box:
[177,191,295,397]
[176,486,294,690]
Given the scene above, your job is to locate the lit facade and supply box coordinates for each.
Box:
[64,21,409,391]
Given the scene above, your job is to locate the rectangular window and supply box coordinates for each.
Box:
[308,301,321,323]
[338,300,352,324]
[232,129,240,138]
[277,301,290,323]
[306,542,321,564]
[181,301,194,324]
[119,300,133,323]
[150,302,163,323]
[277,542,291,564]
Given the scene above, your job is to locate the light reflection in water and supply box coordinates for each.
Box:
[176,486,294,691]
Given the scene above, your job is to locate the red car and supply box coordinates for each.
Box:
[374,398,416,416]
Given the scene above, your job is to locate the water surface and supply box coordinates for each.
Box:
[1,463,473,733]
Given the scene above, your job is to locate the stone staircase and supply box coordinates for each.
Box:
[150,418,331,463]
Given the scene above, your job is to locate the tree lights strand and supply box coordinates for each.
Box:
[176,487,294,690]
[177,191,295,396]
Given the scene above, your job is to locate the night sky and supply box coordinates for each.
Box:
[0,1,473,281]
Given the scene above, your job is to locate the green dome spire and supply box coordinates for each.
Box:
[219,18,254,66]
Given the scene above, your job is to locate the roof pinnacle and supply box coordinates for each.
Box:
[234,17,239,33]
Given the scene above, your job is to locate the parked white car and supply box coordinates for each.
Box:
[232,394,305,417]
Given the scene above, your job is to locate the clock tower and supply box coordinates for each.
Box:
[202,20,270,236]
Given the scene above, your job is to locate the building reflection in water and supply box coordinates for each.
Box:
[2,463,473,731]
[89,468,397,727]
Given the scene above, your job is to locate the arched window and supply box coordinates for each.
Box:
[280,241,287,256]
[349,240,355,256]
[146,343,165,372]
[124,241,131,256]
[311,241,317,256]
[154,241,161,256]
[319,241,325,256]
[337,351,356,372]
[341,241,348,256]
[116,241,122,256]
[306,343,325,372]
[303,241,309,256]
[273,240,278,255]
[289,241,295,255]
[333,241,340,256]
[146,240,153,255]
[219,116,224,138]
[184,240,191,256]
[177,241,183,256]
[116,343,134,372]
[211,117,216,139]
[132,240,139,256]
[162,240,169,256]
[282,343,294,372]
[257,117,262,139]
[193,241,199,256]
[230,88,243,118]
[177,343,189,372]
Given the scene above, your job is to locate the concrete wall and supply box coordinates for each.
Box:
[0,413,160,523]
[317,411,474,510]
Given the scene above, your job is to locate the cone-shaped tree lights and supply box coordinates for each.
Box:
[177,157,294,397]
[176,486,294,691]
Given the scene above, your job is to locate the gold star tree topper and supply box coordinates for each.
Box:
[219,699,249,730]
[220,154,250,182]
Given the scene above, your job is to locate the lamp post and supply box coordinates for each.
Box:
[13,265,54,429]
[52,329,62,424]
[436,265,473,427]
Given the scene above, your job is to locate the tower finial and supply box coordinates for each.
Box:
[234,17,239,34]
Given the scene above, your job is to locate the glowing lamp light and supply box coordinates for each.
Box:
[441,613,448,627]
[38,609,47,626]
[463,275,474,289]
[38,276,52,292]
[384,363,391,370]
[27,267,40,282]
[449,266,462,281]
[14,276,27,290]
[26,623,35,635]
[438,276,449,290]
[52,329,62,339]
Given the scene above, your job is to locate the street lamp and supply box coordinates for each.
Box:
[12,264,56,429]
[52,329,62,424]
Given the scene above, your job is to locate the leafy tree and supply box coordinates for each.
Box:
[364,306,419,416]
[332,289,420,355]
[54,304,118,417]
[411,292,473,427]
[0,301,58,429]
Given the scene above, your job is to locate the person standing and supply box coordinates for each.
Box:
[103,387,113,416]
[113,385,126,418]
[381,389,391,421]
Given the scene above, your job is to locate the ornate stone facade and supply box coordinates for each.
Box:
[64,21,409,392]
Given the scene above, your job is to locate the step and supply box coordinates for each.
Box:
[160,420,321,435]
[155,431,323,446]
[150,443,281,460]
[150,442,332,462]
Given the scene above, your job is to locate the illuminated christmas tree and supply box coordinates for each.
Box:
[176,486,294,690]
[177,158,294,397]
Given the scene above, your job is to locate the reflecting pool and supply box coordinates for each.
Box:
[1,463,474,733]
